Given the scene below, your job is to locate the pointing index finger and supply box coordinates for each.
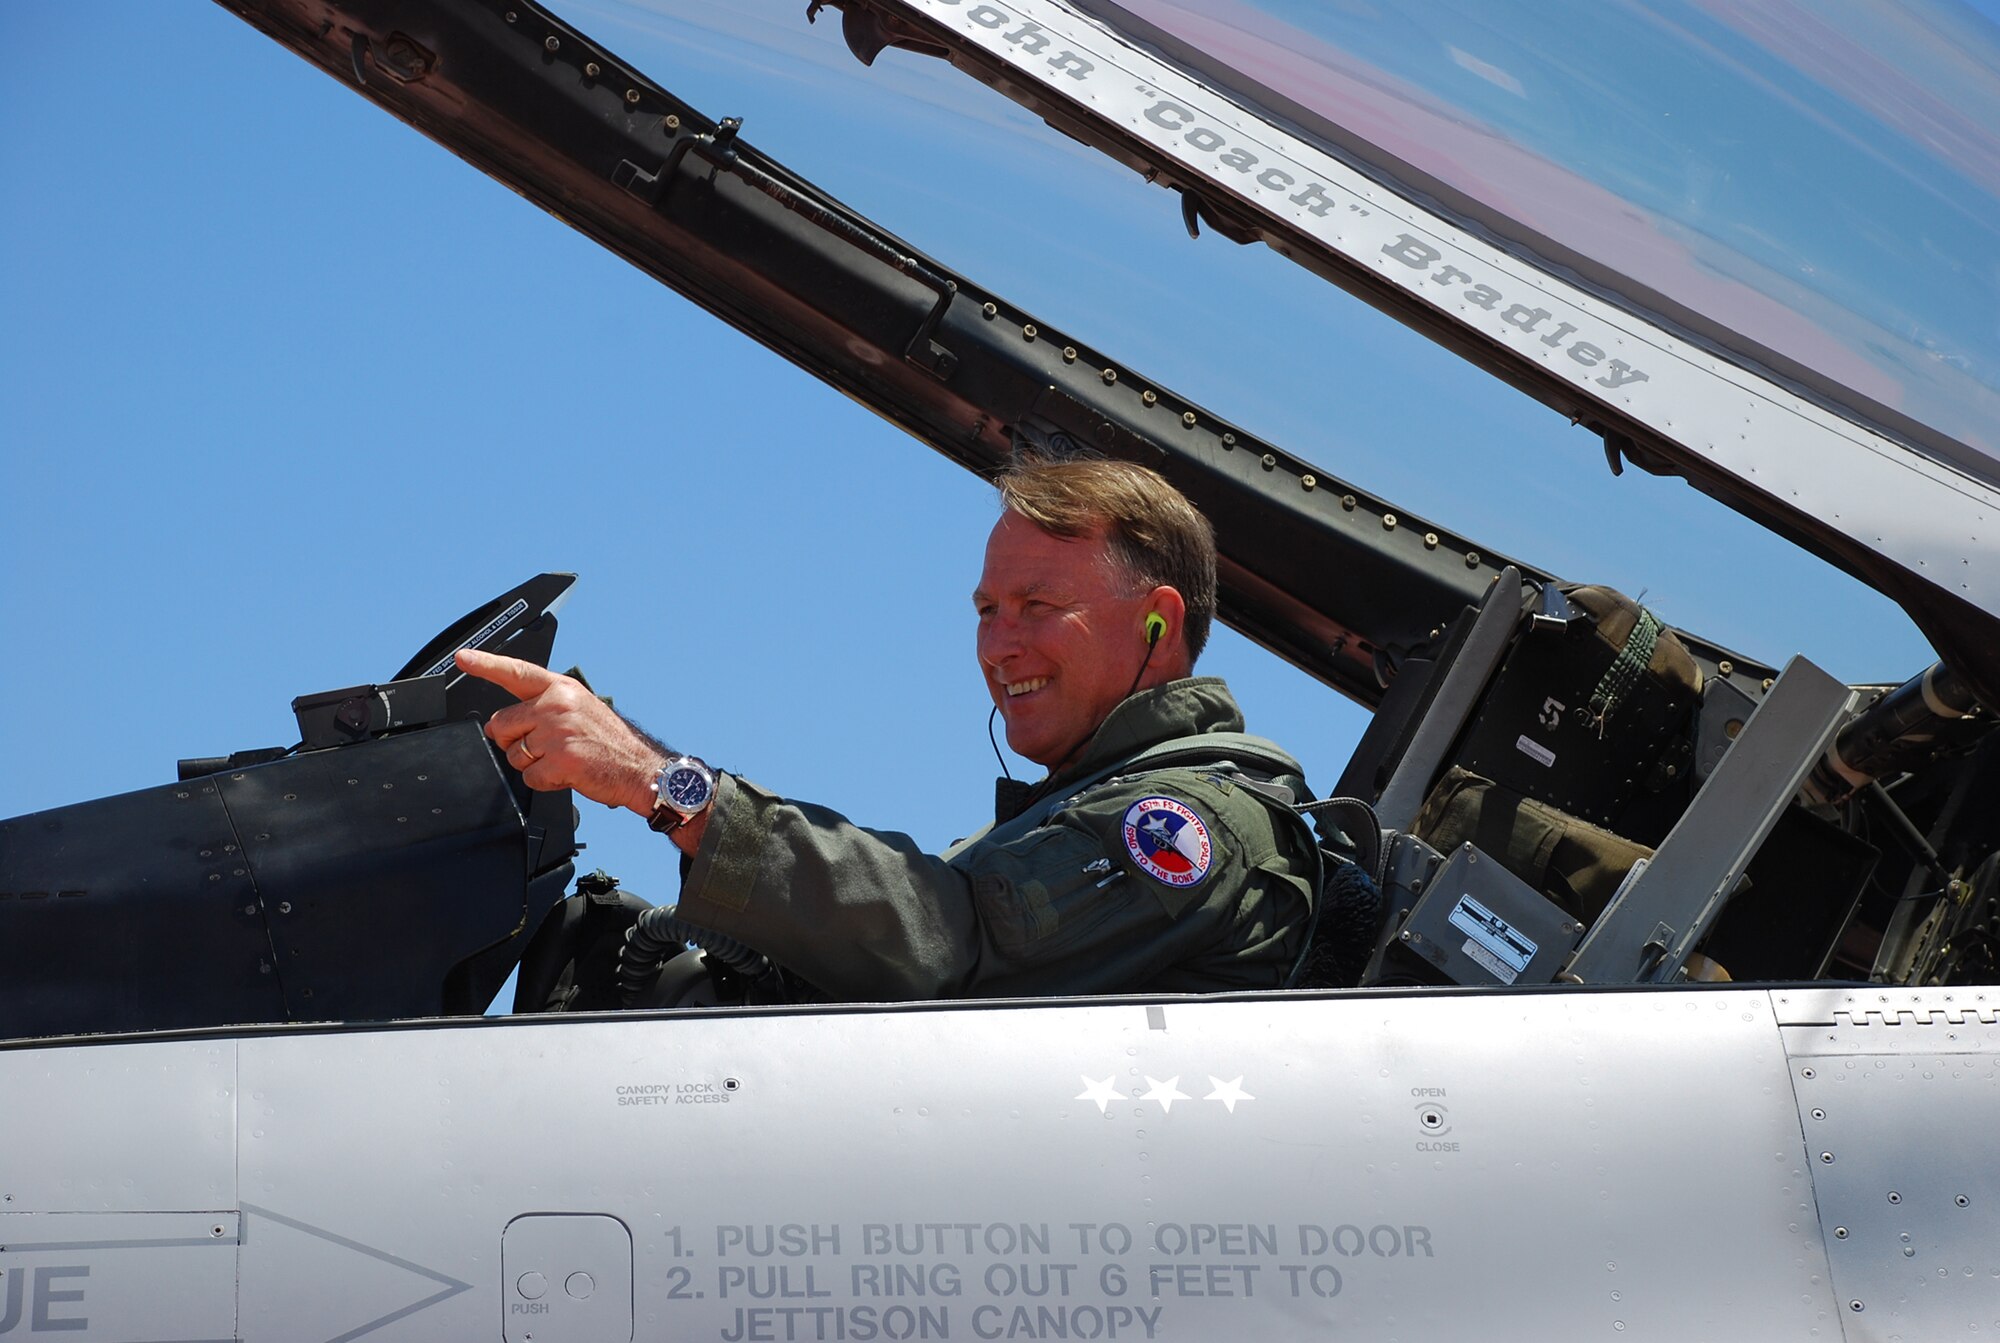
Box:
[455,646,559,700]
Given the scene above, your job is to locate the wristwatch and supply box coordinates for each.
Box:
[648,754,716,835]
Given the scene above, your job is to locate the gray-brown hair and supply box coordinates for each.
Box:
[996,458,1217,662]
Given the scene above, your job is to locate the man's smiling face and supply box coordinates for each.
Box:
[974,510,1154,771]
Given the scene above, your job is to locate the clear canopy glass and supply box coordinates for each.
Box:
[1078,0,2000,476]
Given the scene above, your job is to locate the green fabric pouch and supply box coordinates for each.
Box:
[1414,765,1653,924]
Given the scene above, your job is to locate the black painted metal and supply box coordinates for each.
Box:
[0,722,553,1037]
[1371,568,1528,831]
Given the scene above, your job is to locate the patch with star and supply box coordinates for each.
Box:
[1121,796,1215,888]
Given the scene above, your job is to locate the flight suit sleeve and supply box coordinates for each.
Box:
[671,766,1315,1000]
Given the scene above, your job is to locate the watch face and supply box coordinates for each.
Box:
[662,763,712,813]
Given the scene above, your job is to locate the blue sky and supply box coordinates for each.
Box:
[1,2,1939,1002]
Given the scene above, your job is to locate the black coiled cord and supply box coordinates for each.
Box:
[618,904,772,1007]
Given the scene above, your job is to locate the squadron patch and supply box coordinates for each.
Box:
[1121,797,1215,888]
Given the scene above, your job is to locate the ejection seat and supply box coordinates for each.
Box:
[1328,568,1871,989]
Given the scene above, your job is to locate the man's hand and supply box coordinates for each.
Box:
[455,648,664,816]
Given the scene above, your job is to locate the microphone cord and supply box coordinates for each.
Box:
[988,703,1014,782]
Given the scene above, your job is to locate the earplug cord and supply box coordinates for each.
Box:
[988,703,1013,782]
[1120,612,1164,705]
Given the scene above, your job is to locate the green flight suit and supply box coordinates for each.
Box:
[673,678,1318,1000]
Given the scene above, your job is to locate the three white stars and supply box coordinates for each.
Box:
[1074,1073,1255,1114]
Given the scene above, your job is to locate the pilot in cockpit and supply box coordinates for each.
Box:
[457,458,1327,999]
